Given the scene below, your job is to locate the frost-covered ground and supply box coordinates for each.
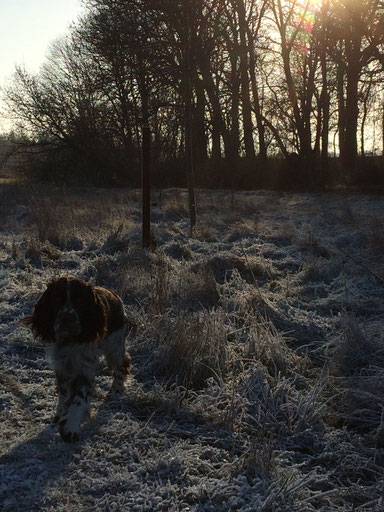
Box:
[1,185,384,511]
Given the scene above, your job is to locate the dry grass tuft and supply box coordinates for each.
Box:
[340,198,357,225]
[366,214,384,253]
[29,193,75,243]
[192,222,216,241]
[162,190,189,219]
[247,318,306,378]
[11,237,62,267]
[138,310,229,389]
[191,252,269,285]
[176,266,219,310]
[101,223,130,254]
[333,315,381,376]
[93,248,155,304]
[149,256,173,315]
[331,315,384,435]
[297,228,331,259]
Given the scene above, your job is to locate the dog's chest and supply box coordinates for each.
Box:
[46,343,102,379]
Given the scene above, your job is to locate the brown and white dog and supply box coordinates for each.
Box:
[21,276,131,442]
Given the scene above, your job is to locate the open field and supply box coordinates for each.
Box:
[1,185,384,511]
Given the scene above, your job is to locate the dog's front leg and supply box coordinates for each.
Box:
[53,372,70,424]
[58,374,93,442]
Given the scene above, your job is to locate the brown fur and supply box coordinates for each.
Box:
[21,276,131,442]
[21,277,126,344]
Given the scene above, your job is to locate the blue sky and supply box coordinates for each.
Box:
[0,0,84,131]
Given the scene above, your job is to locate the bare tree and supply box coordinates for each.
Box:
[328,0,384,169]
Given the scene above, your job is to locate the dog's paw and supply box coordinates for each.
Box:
[58,418,80,443]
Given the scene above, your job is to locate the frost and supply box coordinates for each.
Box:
[1,187,384,511]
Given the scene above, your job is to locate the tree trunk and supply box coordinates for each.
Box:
[247,26,266,159]
[184,13,196,234]
[281,46,311,158]
[236,0,255,159]
[342,56,360,170]
[192,74,208,167]
[320,50,330,168]
[302,53,318,161]
[336,61,346,161]
[141,86,151,249]
[382,102,384,156]
[229,50,240,162]
[192,38,232,159]
[201,67,232,158]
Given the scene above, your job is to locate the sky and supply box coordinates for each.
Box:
[0,0,84,132]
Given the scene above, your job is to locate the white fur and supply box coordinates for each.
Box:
[47,323,129,441]
[60,385,90,441]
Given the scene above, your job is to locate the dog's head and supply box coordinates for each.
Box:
[21,277,107,344]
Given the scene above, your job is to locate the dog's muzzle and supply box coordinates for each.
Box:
[54,308,82,341]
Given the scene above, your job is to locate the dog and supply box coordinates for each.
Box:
[21,276,131,442]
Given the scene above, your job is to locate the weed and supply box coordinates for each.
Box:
[140,310,229,389]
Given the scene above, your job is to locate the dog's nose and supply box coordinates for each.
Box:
[58,309,78,324]
[60,316,76,328]
[54,308,81,337]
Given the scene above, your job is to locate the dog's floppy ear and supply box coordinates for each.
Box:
[20,283,59,342]
[70,281,107,344]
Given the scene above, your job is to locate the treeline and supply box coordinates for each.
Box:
[3,0,384,189]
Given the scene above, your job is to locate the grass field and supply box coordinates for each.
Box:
[1,185,384,511]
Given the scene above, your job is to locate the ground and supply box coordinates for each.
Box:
[1,185,384,511]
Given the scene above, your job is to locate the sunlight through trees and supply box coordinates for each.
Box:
[3,0,384,187]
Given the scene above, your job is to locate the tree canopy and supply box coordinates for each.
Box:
[3,0,384,187]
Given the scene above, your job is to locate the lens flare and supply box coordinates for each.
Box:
[289,0,322,55]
